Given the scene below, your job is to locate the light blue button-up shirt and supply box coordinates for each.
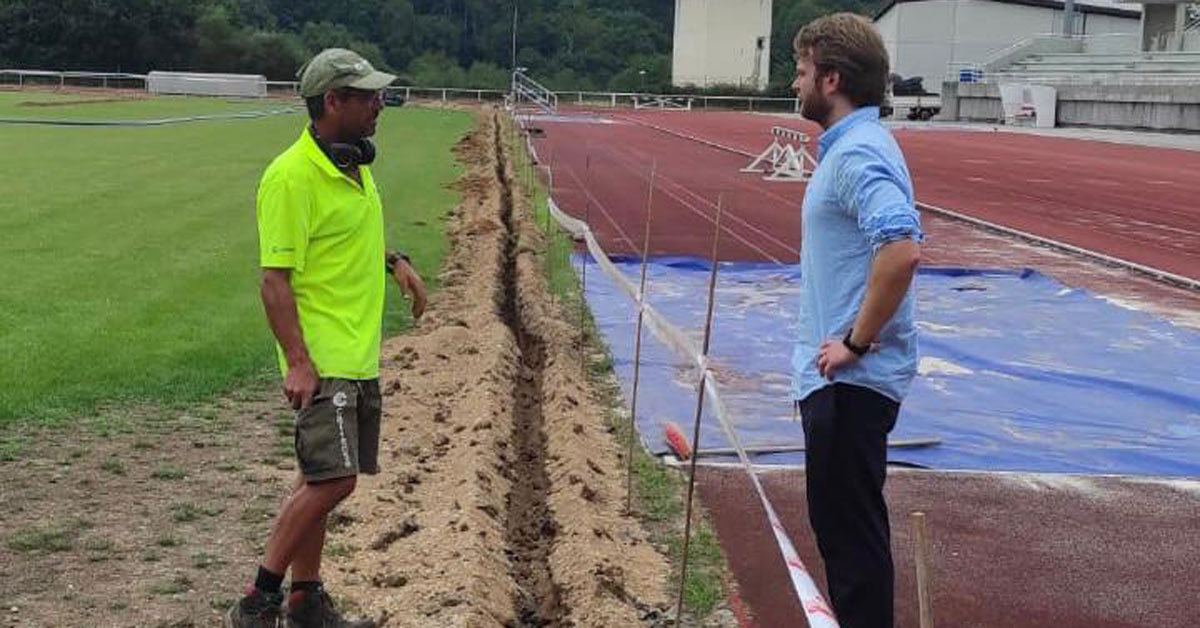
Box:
[792,106,924,403]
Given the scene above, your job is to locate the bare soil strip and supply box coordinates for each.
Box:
[0,108,670,627]
[319,110,670,627]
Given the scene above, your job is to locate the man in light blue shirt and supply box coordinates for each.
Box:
[790,14,923,628]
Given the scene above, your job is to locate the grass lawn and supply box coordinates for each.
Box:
[0,95,473,427]
[0,90,289,120]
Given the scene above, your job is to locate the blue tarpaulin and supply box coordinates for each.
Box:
[582,256,1200,477]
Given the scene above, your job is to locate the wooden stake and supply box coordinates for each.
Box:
[674,194,724,625]
[580,154,592,375]
[913,511,935,628]
[625,161,657,515]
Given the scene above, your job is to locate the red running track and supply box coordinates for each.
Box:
[528,113,803,264]
[536,109,1200,282]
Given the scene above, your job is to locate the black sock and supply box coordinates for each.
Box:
[254,566,284,595]
[291,580,322,594]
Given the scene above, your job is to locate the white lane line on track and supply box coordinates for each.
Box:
[617,112,1200,290]
[586,142,791,263]
[588,142,798,261]
[918,200,1200,291]
[600,116,803,256]
[557,162,642,255]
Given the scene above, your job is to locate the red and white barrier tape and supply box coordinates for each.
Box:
[537,190,837,626]
[519,119,838,624]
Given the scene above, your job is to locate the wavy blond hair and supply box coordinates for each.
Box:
[794,13,890,107]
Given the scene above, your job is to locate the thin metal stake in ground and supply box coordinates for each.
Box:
[913,511,935,628]
[674,194,724,626]
[580,153,592,375]
[625,161,658,514]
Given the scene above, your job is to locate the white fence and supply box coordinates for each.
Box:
[0,69,148,90]
[1,69,803,113]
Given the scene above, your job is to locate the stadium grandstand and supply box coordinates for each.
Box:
[924,0,1200,129]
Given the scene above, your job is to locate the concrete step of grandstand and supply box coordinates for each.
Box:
[1004,50,1200,83]
[1009,61,1200,73]
[990,71,1200,84]
[1028,52,1200,64]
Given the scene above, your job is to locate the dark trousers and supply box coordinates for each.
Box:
[799,383,900,628]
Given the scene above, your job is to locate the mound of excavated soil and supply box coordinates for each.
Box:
[0,108,669,628]
[318,110,671,627]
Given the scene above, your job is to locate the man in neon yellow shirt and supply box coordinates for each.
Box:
[228,48,425,628]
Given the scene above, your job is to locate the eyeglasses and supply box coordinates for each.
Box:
[336,87,383,104]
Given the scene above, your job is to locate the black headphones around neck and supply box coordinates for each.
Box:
[309,125,376,169]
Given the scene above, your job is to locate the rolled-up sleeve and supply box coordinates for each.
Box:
[836,146,924,252]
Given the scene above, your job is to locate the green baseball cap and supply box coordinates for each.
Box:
[298,48,396,98]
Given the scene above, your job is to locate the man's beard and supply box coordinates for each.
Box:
[336,116,376,143]
[800,89,832,128]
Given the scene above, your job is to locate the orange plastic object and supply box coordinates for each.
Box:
[665,422,692,461]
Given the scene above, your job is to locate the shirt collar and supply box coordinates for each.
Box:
[817,106,880,157]
[299,125,345,180]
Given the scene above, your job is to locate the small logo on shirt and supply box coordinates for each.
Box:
[333,391,349,408]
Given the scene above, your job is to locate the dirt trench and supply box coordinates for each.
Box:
[494,115,564,625]
[319,109,670,627]
[0,108,670,628]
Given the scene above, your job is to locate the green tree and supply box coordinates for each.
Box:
[0,0,885,92]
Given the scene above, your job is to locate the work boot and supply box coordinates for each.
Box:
[227,587,284,627]
[286,584,375,628]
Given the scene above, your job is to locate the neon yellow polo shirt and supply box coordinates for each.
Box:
[256,127,385,379]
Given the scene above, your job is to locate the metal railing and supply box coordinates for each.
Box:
[0,69,149,90]
[1,68,804,113]
[987,71,1200,85]
[553,90,800,113]
[512,70,558,114]
[944,32,1183,83]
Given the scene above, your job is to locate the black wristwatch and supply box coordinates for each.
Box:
[384,249,411,274]
[842,329,870,357]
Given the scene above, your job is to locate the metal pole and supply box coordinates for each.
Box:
[511,1,519,80]
[544,161,552,236]
[674,195,724,626]
[625,162,658,514]
[580,153,592,375]
[913,512,935,628]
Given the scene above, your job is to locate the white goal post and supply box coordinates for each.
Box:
[147,71,267,98]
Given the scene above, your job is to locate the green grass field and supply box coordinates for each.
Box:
[0,93,473,427]
[0,90,287,120]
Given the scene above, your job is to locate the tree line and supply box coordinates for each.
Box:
[0,0,878,94]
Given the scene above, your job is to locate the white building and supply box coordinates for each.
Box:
[672,0,773,90]
[874,0,1142,92]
